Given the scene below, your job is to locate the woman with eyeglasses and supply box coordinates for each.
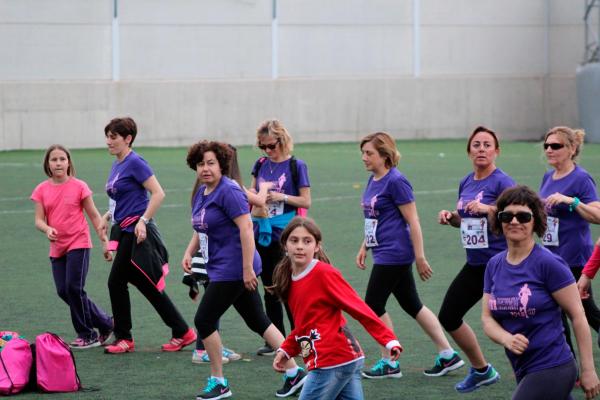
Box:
[539,126,600,351]
[250,119,311,356]
[436,126,514,392]
[483,185,600,400]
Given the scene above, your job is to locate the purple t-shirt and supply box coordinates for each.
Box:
[361,168,415,265]
[539,165,599,267]
[457,168,515,266]
[105,151,153,232]
[251,157,310,241]
[192,177,262,282]
[484,244,575,380]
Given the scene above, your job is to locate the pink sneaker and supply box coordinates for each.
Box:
[70,337,100,350]
[161,328,197,352]
[104,339,135,354]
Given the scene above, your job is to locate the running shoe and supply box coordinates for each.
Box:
[275,368,307,397]
[69,337,101,350]
[361,358,402,379]
[256,343,276,356]
[196,377,232,399]
[423,351,465,377]
[455,364,500,393]
[192,349,229,364]
[222,347,241,361]
[104,339,135,354]
[161,328,197,352]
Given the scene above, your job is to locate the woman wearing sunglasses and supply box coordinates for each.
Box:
[482,185,600,400]
[539,126,600,351]
[250,119,311,356]
[437,126,514,392]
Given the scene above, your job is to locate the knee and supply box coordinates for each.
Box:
[438,311,461,332]
[364,297,384,317]
[64,283,82,300]
[55,287,69,302]
[194,314,217,339]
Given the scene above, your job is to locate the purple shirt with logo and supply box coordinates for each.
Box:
[192,177,262,282]
[457,168,515,265]
[105,151,153,232]
[539,165,599,267]
[251,157,310,241]
[362,168,415,265]
[484,244,574,380]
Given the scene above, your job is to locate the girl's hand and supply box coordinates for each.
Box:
[578,275,593,299]
[415,257,433,281]
[244,267,258,291]
[272,351,287,373]
[438,210,453,225]
[182,253,192,274]
[134,220,147,244]
[464,200,488,215]
[389,345,402,361]
[266,191,284,203]
[356,246,367,270]
[580,369,600,399]
[103,250,113,262]
[545,192,570,208]
[46,227,58,241]
[258,181,274,192]
[504,333,529,355]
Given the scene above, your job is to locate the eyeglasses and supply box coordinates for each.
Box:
[258,140,280,151]
[497,211,533,224]
[543,142,565,150]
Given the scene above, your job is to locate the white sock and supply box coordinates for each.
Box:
[285,367,299,377]
[439,349,455,359]
[384,358,397,367]
[211,376,226,385]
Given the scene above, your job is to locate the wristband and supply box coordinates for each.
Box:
[140,216,149,224]
[569,197,580,212]
[283,195,289,204]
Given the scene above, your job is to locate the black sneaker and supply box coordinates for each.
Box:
[197,377,232,400]
[256,343,276,356]
[423,352,465,377]
[361,359,403,379]
[275,368,307,397]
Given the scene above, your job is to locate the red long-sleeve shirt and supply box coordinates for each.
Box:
[583,245,600,279]
[279,260,401,370]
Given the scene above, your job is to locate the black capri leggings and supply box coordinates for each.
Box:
[438,263,486,332]
[365,264,423,319]
[195,280,272,340]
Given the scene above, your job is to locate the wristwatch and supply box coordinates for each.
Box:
[283,195,289,204]
[140,216,149,224]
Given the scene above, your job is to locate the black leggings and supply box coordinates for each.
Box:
[257,241,294,336]
[512,359,577,400]
[438,263,486,332]
[108,232,189,340]
[195,281,271,340]
[562,267,600,356]
[364,264,423,319]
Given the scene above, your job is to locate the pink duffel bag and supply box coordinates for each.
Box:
[0,335,32,395]
[35,333,80,393]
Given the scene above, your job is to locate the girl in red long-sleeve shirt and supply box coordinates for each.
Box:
[271,217,402,400]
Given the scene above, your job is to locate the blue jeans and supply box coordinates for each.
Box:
[299,358,364,400]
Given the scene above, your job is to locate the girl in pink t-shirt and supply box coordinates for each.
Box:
[31,144,113,349]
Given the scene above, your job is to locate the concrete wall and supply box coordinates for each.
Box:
[0,0,585,150]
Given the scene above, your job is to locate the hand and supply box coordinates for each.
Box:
[504,333,529,355]
[578,275,593,299]
[438,210,453,225]
[415,257,433,281]
[258,181,274,192]
[356,246,367,270]
[97,219,108,237]
[266,191,284,203]
[545,192,571,208]
[244,267,258,291]
[464,200,489,215]
[134,220,147,244]
[45,227,58,241]
[389,345,402,361]
[273,351,287,373]
[580,369,600,399]
[182,253,192,274]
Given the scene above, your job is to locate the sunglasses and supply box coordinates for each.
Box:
[497,211,533,224]
[543,142,565,150]
[258,140,280,151]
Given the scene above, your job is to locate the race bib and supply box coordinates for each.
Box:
[364,218,379,248]
[542,216,559,246]
[197,232,209,263]
[108,199,116,223]
[268,201,284,217]
[460,218,489,249]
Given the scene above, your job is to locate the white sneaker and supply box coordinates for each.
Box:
[192,349,229,364]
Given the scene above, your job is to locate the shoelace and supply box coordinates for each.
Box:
[204,378,219,393]
[371,359,387,372]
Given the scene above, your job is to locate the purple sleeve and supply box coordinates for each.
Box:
[577,173,599,204]
[543,254,576,293]
[296,159,310,188]
[222,184,250,221]
[496,174,516,198]
[131,156,154,185]
[390,174,414,206]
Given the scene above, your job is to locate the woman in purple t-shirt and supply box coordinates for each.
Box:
[437,126,514,392]
[355,132,462,380]
[483,185,600,400]
[539,126,600,351]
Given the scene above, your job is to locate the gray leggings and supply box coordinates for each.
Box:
[512,359,577,400]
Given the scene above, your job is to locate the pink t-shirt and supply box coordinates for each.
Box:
[31,177,93,258]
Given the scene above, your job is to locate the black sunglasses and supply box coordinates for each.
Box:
[497,211,533,224]
[258,139,280,151]
[543,142,565,150]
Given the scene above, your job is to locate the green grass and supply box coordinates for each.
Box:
[1,140,599,399]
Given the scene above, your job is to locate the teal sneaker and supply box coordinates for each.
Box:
[196,377,232,399]
[455,364,500,393]
[423,351,465,377]
[361,358,403,379]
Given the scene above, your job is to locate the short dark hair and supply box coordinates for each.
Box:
[186,140,233,176]
[491,185,547,237]
[104,117,137,147]
[43,144,75,177]
[467,126,499,152]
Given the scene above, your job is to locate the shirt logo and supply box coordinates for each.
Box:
[362,194,379,217]
[296,329,321,369]
[489,283,535,318]
[106,172,120,195]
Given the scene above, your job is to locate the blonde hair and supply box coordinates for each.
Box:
[544,126,585,161]
[256,119,294,155]
[360,132,401,168]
